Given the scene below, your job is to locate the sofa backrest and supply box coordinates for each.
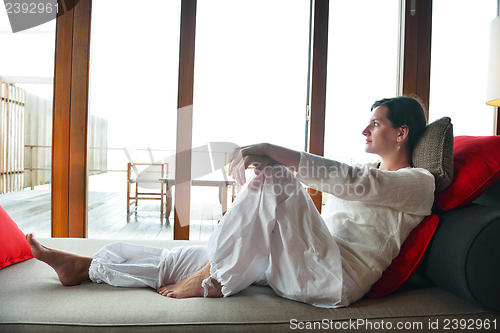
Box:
[473,179,500,209]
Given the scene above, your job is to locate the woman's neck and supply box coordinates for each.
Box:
[378,151,412,171]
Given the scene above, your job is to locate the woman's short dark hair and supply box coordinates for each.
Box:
[371,96,427,154]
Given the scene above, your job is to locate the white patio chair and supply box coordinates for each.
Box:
[124,147,170,219]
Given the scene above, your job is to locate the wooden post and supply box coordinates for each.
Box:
[401,0,432,118]
[174,0,197,240]
[307,0,329,213]
[51,0,92,238]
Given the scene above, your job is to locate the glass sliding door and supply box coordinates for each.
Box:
[87,0,181,239]
[192,0,310,240]
[0,15,55,237]
[324,0,400,164]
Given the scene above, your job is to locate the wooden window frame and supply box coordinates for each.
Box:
[306,0,329,213]
[51,0,92,238]
[50,0,436,238]
[173,0,197,240]
[400,0,432,119]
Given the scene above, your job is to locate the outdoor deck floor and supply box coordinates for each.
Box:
[0,186,226,241]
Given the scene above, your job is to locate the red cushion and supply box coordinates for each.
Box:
[366,214,439,298]
[0,205,33,269]
[434,136,500,211]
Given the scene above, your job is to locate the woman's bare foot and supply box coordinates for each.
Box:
[157,263,223,299]
[26,233,91,286]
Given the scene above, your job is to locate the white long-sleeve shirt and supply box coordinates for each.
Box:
[296,152,435,292]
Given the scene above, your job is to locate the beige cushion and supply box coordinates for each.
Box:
[0,238,493,333]
[412,117,454,193]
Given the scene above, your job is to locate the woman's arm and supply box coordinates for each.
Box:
[228,143,301,185]
[296,151,435,214]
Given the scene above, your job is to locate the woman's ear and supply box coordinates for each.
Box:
[398,125,409,142]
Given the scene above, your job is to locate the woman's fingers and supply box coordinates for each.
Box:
[230,155,245,185]
[228,149,240,177]
[253,159,269,173]
[229,155,263,185]
[236,159,247,185]
[227,144,271,185]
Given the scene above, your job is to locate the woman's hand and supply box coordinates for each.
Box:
[228,143,301,185]
[228,144,275,185]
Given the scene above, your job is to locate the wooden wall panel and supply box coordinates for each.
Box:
[0,84,26,194]
[52,0,92,238]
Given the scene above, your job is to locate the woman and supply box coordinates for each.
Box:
[27,96,435,308]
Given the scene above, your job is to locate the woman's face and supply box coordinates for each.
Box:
[362,106,401,156]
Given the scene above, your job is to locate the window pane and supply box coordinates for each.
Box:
[429,1,497,135]
[192,0,310,240]
[0,16,55,237]
[193,0,309,150]
[87,0,181,239]
[324,0,400,163]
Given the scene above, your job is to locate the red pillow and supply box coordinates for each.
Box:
[434,136,500,211]
[366,214,439,298]
[0,205,34,269]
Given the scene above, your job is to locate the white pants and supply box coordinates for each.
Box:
[89,166,363,308]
